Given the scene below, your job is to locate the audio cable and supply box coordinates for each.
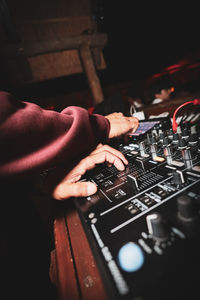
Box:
[172,98,200,132]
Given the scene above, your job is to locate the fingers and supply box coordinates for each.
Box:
[88,150,126,171]
[124,116,139,131]
[90,144,128,166]
[59,145,127,183]
[53,146,128,200]
[126,116,139,132]
[105,112,123,119]
[53,181,97,200]
[105,113,139,139]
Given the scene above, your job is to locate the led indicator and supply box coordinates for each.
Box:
[118,242,144,272]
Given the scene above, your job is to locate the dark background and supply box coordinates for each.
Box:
[3,1,200,103]
[95,1,200,84]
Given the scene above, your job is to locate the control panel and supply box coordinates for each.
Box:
[75,119,200,300]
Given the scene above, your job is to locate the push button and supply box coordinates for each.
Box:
[118,242,144,272]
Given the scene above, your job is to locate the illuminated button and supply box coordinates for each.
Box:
[153,156,165,162]
[192,165,200,173]
[118,242,144,272]
[171,160,184,167]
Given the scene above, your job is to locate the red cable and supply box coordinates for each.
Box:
[172,98,200,132]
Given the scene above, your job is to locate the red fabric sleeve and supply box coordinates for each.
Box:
[0,91,110,178]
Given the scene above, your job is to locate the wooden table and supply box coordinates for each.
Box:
[53,202,109,300]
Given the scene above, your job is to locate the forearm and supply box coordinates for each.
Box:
[0,92,110,178]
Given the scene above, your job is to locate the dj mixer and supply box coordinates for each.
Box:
[75,113,200,300]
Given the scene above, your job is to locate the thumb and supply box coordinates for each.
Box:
[53,181,97,200]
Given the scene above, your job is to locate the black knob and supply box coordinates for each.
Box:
[177,195,196,222]
[178,139,187,150]
[127,174,139,191]
[182,128,190,139]
[146,213,169,241]
[188,134,198,146]
[163,145,173,165]
[172,170,185,186]
[163,136,170,146]
[172,133,179,143]
[159,132,165,142]
[151,134,157,144]
[139,141,147,157]
[182,147,192,161]
[168,129,174,140]
[150,143,157,154]
[146,133,152,144]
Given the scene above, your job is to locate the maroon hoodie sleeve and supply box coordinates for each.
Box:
[0,91,110,178]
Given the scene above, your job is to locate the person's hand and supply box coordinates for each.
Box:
[53,144,128,200]
[105,112,139,139]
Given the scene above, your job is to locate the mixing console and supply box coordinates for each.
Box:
[75,117,200,300]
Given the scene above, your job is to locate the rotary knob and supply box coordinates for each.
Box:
[178,139,187,150]
[181,146,194,169]
[172,133,179,144]
[139,141,148,157]
[163,137,173,165]
[146,213,169,241]
[188,133,198,147]
[172,170,185,187]
[182,127,190,140]
[127,174,139,191]
[177,195,196,222]
[159,132,165,143]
